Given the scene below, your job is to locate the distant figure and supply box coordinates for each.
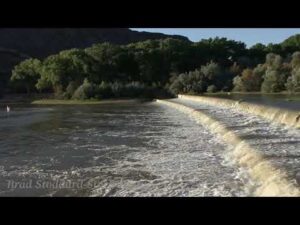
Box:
[296,171,300,185]
[6,105,10,113]
[296,114,300,123]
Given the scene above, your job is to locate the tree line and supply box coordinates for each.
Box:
[8,34,300,99]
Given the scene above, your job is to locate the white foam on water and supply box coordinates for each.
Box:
[88,104,254,197]
[161,98,300,196]
[178,94,300,129]
[3,102,287,197]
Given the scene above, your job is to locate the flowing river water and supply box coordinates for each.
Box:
[0,97,299,196]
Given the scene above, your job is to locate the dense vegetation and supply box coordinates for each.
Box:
[7,34,300,100]
[0,28,188,58]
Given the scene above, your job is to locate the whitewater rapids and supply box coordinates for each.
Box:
[156,98,300,196]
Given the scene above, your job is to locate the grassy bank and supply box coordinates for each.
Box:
[31,99,143,105]
[0,94,148,105]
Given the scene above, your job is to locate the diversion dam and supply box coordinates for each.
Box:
[0,98,299,196]
[156,98,300,196]
[0,103,256,196]
[178,94,300,129]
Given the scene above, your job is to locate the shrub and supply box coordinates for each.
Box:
[65,81,80,99]
[207,85,217,93]
[72,78,96,100]
[285,68,300,93]
[95,81,112,99]
[169,70,207,94]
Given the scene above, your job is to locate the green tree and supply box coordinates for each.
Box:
[281,34,300,53]
[200,61,222,81]
[290,52,300,69]
[96,81,113,98]
[36,55,71,96]
[261,54,289,93]
[261,70,284,92]
[10,58,41,93]
[232,75,244,92]
[207,85,217,93]
[159,38,192,73]
[265,44,283,55]
[232,67,264,92]
[36,49,94,97]
[286,68,300,93]
[200,61,225,90]
[85,43,124,82]
[169,70,207,94]
[285,52,300,93]
[72,78,96,100]
[65,81,80,99]
[194,37,246,67]
[247,43,267,66]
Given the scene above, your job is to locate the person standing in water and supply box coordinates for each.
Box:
[5,105,10,118]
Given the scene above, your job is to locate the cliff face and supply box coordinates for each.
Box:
[0,28,189,58]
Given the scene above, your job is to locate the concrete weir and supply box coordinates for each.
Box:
[156,99,300,196]
[178,94,300,129]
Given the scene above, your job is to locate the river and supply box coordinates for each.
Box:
[0,97,299,196]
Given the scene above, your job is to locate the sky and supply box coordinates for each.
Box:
[131,28,300,48]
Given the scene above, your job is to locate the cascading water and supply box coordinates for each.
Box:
[0,103,254,196]
[178,95,300,129]
[1,99,299,196]
[156,99,300,196]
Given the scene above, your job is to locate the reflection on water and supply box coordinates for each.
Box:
[0,102,252,196]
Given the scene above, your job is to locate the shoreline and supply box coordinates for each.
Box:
[1,92,300,105]
[0,94,153,105]
[30,99,148,105]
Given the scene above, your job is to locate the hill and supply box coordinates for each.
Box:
[0,28,189,58]
[0,28,189,94]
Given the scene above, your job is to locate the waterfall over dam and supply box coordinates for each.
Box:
[178,94,300,129]
[156,98,300,196]
[1,99,299,196]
